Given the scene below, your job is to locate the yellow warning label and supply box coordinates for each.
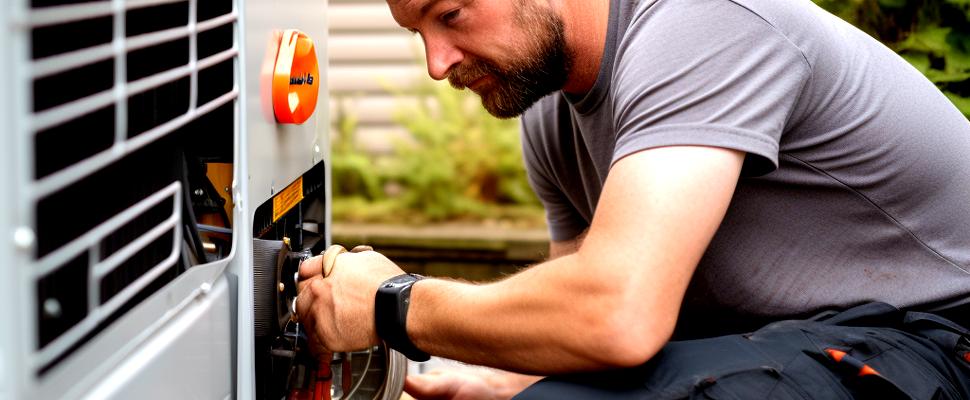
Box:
[273,177,303,222]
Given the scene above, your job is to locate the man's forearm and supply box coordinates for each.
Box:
[406,252,670,375]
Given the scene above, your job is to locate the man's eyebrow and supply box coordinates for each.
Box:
[399,0,443,35]
[419,0,445,19]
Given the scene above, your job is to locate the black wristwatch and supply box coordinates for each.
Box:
[375,273,430,362]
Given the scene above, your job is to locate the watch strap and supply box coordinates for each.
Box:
[375,273,430,361]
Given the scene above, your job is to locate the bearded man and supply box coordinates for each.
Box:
[296,0,970,398]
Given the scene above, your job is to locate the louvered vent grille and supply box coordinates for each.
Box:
[23,0,237,376]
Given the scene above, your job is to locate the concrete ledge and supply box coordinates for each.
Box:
[332,223,550,280]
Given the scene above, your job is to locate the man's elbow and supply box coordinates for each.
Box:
[587,309,674,369]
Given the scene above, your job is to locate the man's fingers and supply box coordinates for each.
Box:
[295,278,332,354]
[351,245,373,253]
[320,245,347,277]
[298,255,324,281]
[295,277,321,322]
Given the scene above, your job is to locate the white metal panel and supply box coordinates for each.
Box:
[82,276,233,400]
[235,0,330,398]
[6,1,36,400]
[241,0,329,213]
[0,0,21,397]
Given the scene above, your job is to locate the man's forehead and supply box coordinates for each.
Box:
[386,0,437,28]
[386,0,428,13]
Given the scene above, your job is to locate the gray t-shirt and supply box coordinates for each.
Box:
[521,0,970,335]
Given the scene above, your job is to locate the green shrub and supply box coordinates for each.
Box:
[330,83,543,226]
[814,0,970,117]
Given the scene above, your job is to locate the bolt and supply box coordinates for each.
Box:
[194,188,204,196]
[43,298,62,318]
[13,227,35,250]
[200,282,212,294]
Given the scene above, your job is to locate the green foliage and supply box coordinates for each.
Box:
[330,83,543,226]
[813,0,970,117]
[388,82,539,217]
[331,102,384,202]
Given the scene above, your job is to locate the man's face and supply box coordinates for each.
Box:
[388,0,572,118]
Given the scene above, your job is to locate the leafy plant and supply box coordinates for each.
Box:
[813,0,970,117]
[330,83,543,225]
[330,99,384,202]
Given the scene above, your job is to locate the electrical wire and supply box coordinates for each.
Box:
[342,347,374,399]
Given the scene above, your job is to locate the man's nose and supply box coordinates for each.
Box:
[423,36,463,81]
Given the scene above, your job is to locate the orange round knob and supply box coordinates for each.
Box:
[272,29,320,124]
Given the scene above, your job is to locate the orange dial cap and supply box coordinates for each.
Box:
[272,29,320,124]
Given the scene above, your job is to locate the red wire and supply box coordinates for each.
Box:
[314,357,332,400]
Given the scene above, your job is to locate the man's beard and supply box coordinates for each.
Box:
[447,3,572,119]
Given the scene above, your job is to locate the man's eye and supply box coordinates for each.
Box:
[441,9,461,25]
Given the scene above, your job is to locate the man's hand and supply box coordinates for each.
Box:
[295,248,405,354]
[405,368,542,400]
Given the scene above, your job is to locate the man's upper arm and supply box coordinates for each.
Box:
[575,145,744,344]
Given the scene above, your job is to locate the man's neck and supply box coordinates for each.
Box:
[558,0,611,95]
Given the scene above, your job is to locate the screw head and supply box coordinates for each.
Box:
[13,227,35,250]
[43,298,62,318]
[278,282,285,292]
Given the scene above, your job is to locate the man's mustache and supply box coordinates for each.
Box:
[448,60,501,90]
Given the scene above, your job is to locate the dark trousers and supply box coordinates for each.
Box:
[514,303,970,399]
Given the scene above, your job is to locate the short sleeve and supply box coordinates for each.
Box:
[520,98,590,242]
[611,0,811,176]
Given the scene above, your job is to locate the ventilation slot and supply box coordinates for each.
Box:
[127,76,191,138]
[198,0,233,22]
[179,102,235,161]
[32,59,113,112]
[101,199,174,261]
[35,137,180,259]
[30,0,92,8]
[198,24,233,60]
[31,16,113,60]
[34,105,115,180]
[127,38,189,82]
[100,229,176,304]
[126,2,188,37]
[199,59,234,105]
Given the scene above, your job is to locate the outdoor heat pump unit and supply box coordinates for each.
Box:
[0,0,406,399]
